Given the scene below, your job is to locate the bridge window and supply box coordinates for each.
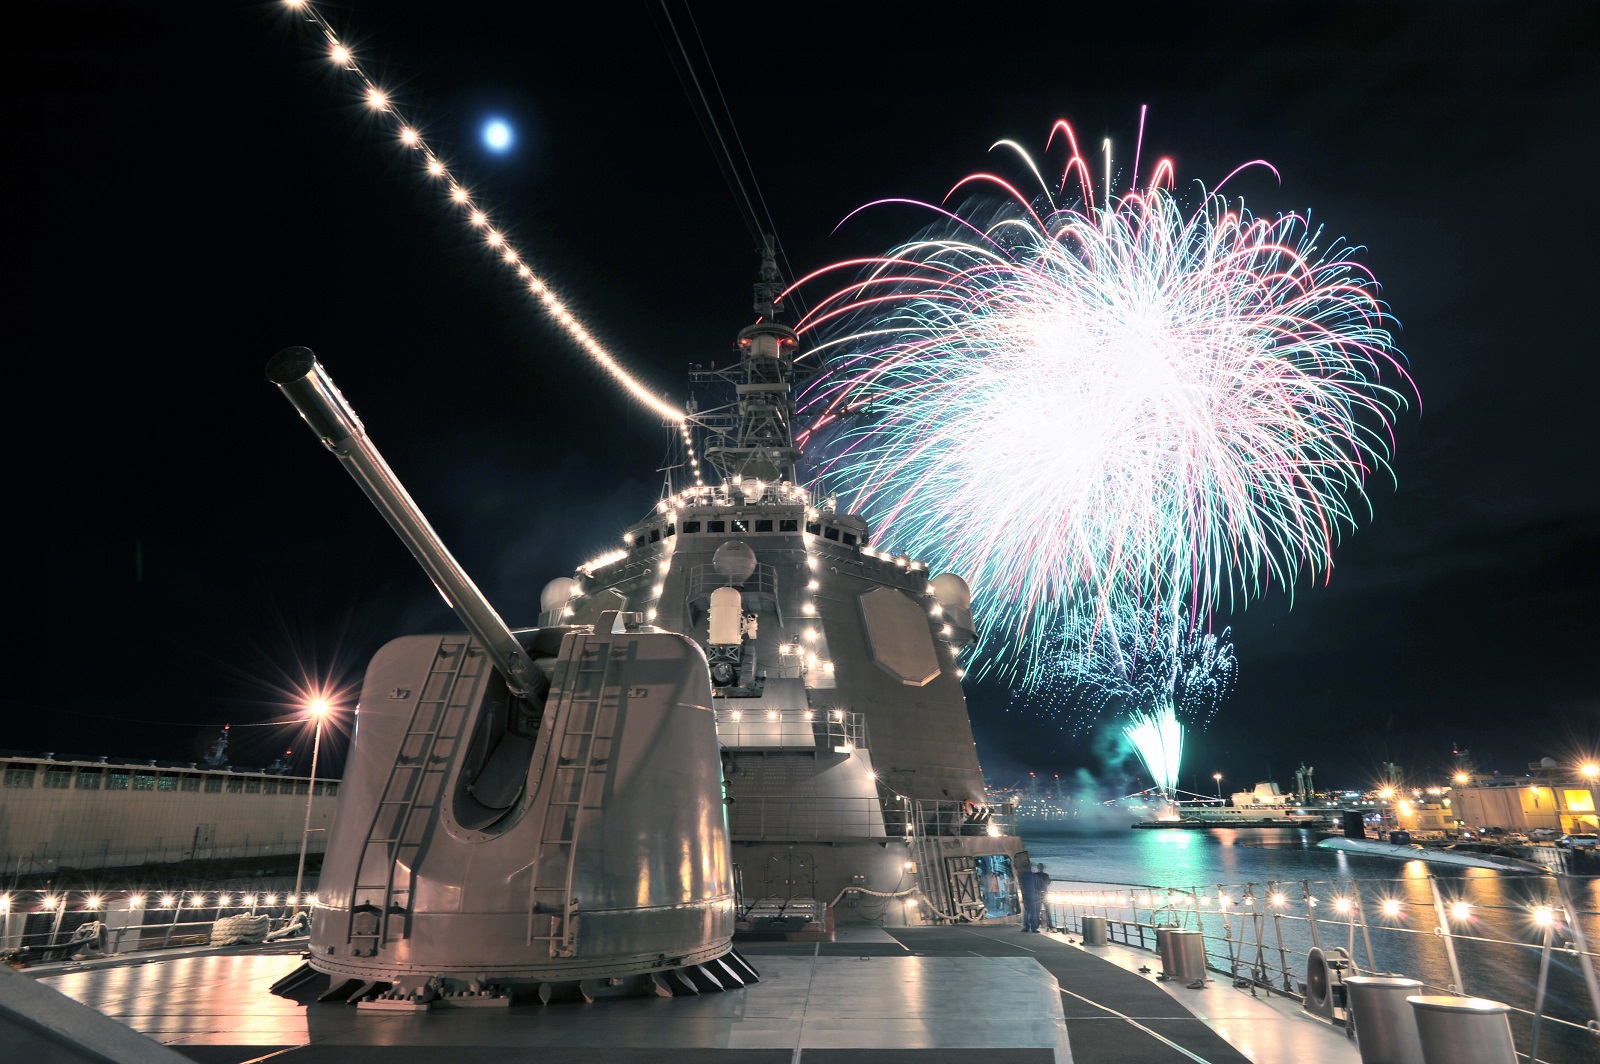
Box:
[133,773,156,791]
[3,765,36,788]
[732,519,748,532]
[780,519,799,532]
[707,520,726,533]
[649,528,660,543]
[843,532,858,545]
[806,522,821,535]
[75,770,102,790]
[755,519,773,532]
[824,527,840,541]
[43,769,71,789]
[157,775,177,791]
[107,772,130,790]
[682,521,701,534]
[633,535,646,549]
[664,523,676,537]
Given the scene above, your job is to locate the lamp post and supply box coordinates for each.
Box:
[1213,773,1223,801]
[293,699,330,916]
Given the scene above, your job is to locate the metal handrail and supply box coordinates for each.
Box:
[1047,873,1600,1058]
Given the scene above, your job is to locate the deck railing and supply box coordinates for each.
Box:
[1047,873,1600,1062]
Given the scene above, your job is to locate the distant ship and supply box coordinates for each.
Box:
[1133,781,1335,829]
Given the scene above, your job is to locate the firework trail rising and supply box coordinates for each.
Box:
[794,116,1414,689]
[1123,706,1183,797]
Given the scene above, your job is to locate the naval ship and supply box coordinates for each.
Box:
[1,256,1493,1064]
[544,245,1027,935]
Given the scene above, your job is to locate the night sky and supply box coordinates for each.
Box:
[8,3,1598,797]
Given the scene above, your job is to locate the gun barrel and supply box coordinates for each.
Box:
[266,346,543,698]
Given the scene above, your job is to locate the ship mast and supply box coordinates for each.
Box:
[688,235,804,486]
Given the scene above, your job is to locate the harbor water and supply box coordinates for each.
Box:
[1024,824,1600,1063]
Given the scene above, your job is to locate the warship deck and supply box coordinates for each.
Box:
[19,927,1360,1063]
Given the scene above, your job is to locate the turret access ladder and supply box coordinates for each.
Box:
[346,637,485,954]
[527,634,623,958]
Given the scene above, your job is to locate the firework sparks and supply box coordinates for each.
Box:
[795,117,1413,688]
[1044,601,1237,735]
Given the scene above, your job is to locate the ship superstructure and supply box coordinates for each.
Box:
[545,245,1028,926]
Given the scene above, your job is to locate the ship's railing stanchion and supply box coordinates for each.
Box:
[1269,882,1293,991]
[1216,890,1243,985]
[1553,872,1600,1031]
[1426,874,1465,993]
[1351,881,1377,972]
[1302,879,1321,951]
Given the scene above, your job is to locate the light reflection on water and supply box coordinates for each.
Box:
[1023,826,1600,1064]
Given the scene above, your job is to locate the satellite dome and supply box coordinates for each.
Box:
[928,573,972,610]
[712,541,758,584]
[1541,756,1558,768]
[540,576,577,613]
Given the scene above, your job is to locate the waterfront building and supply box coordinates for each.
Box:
[0,754,337,877]
[1451,759,1600,834]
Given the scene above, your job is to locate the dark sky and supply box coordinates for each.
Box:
[7,2,1598,794]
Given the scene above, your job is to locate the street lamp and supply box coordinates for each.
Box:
[293,699,331,916]
[1213,773,1223,801]
[1378,786,1396,834]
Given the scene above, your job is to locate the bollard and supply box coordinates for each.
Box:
[1158,928,1206,983]
[1082,915,1108,947]
[1406,995,1517,1064]
[1346,976,1425,1064]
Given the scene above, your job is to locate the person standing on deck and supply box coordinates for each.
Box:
[1018,862,1041,931]
[1034,863,1052,931]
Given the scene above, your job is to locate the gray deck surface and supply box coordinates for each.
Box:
[30,925,1269,1063]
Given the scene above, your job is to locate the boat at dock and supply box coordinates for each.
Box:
[1132,781,1337,830]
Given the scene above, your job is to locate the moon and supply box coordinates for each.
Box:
[482,119,513,152]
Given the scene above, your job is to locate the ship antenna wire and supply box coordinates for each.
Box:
[650,2,809,322]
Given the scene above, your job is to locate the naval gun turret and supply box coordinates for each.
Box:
[265,347,755,1008]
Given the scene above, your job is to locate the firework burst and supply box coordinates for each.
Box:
[1045,601,1238,735]
[795,117,1413,688]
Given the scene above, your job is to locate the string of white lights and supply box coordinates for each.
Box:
[279,0,685,424]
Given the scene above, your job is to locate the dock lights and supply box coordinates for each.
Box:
[1454,773,1469,784]
[1382,898,1402,918]
[85,895,102,910]
[1334,897,1352,914]
[1270,892,1287,908]
[1534,905,1556,928]
[159,895,175,909]
[1451,902,1472,921]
